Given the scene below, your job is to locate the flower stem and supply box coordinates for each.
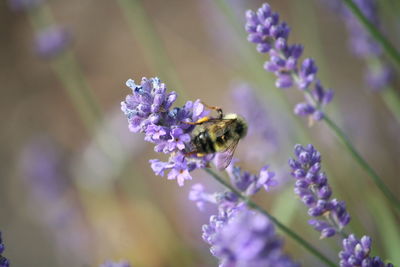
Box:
[322,114,400,212]
[204,168,336,267]
[341,0,400,72]
[27,4,102,134]
[381,87,400,124]
[116,0,188,103]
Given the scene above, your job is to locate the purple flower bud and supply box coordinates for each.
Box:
[286,57,297,70]
[318,185,332,199]
[276,74,294,88]
[257,43,271,53]
[295,179,309,188]
[293,168,306,178]
[308,206,324,217]
[302,194,316,206]
[298,151,311,164]
[35,26,70,59]
[320,227,336,238]
[288,158,300,169]
[275,37,287,50]
[248,33,263,43]
[313,110,324,121]
[294,103,315,116]
[0,232,9,267]
[339,234,392,267]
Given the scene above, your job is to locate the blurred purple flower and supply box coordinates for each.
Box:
[0,232,10,267]
[192,184,297,267]
[20,137,92,264]
[189,183,217,211]
[321,0,394,91]
[211,207,298,267]
[20,137,70,202]
[339,234,393,267]
[7,0,42,11]
[231,84,279,161]
[35,26,71,59]
[245,3,333,121]
[99,260,131,267]
[121,77,212,186]
[231,84,275,140]
[189,162,296,266]
[289,144,350,238]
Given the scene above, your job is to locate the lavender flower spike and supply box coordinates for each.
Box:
[99,260,131,267]
[0,232,10,267]
[121,77,212,186]
[190,183,298,267]
[289,144,350,238]
[210,207,298,267]
[7,0,43,11]
[322,0,393,91]
[246,3,334,121]
[339,234,393,267]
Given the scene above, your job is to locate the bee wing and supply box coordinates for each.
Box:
[215,138,240,170]
[205,118,236,136]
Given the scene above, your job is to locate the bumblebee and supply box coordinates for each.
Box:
[186,103,248,170]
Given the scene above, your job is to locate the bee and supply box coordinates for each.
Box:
[186,103,248,170]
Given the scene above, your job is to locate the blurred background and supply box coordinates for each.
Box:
[1,0,399,266]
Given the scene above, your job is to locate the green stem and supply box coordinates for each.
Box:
[341,0,400,71]
[27,4,102,134]
[51,52,102,134]
[323,115,400,212]
[204,168,336,267]
[382,87,400,124]
[116,0,187,102]
[364,57,400,124]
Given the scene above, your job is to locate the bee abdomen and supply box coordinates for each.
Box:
[193,131,215,153]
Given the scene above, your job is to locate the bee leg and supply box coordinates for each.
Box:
[184,151,198,157]
[184,151,206,157]
[182,116,212,125]
[201,102,224,119]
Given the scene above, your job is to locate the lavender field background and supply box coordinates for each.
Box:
[1,0,400,266]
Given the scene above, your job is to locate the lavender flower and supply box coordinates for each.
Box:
[339,234,393,267]
[0,232,10,267]
[190,182,297,267]
[322,0,393,91]
[121,77,213,186]
[7,0,42,11]
[210,206,298,267]
[232,84,275,141]
[226,162,277,196]
[231,84,279,162]
[99,260,131,267]
[188,163,296,266]
[189,183,217,210]
[289,144,350,238]
[245,3,334,121]
[20,137,92,264]
[35,26,71,59]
